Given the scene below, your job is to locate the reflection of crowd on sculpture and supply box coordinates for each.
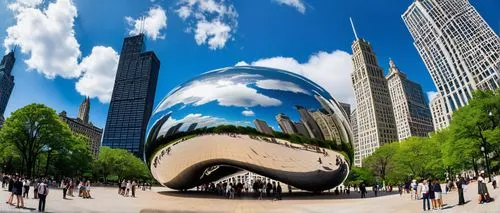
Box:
[195,179,283,201]
[152,133,347,171]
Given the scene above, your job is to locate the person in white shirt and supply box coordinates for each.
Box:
[23,179,30,199]
[421,180,430,211]
[126,180,131,197]
[37,180,49,212]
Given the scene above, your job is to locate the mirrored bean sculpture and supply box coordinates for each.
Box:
[144,66,353,192]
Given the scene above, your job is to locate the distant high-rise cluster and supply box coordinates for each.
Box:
[402,0,500,130]
[255,101,351,145]
[102,34,160,157]
[0,51,15,127]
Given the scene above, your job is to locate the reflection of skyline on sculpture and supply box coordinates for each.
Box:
[145,66,353,192]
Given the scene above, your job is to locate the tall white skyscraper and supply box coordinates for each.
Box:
[402,0,500,128]
[386,59,434,140]
[350,34,398,166]
[430,94,450,130]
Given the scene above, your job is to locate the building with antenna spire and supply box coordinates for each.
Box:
[349,19,398,167]
[0,50,16,127]
[386,58,434,140]
[102,33,160,158]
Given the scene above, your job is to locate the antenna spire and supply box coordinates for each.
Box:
[349,17,359,40]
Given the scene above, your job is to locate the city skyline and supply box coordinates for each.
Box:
[1,0,498,129]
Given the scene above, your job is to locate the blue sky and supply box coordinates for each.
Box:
[1,0,499,128]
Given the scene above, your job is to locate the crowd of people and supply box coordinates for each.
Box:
[2,174,50,212]
[195,180,284,201]
[396,170,496,211]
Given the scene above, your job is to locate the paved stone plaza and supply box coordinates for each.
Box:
[0,178,498,213]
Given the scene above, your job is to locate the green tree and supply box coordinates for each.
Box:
[344,166,374,186]
[94,147,150,182]
[363,142,398,181]
[0,103,72,178]
[392,137,443,180]
[51,134,94,178]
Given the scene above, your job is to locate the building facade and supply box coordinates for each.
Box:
[59,98,102,156]
[351,38,398,166]
[386,59,434,140]
[339,102,351,121]
[102,34,160,157]
[276,113,297,135]
[430,93,450,130]
[402,0,500,128]
[0,51,15,119]
[253,119,274,135]
[350,109,360,167]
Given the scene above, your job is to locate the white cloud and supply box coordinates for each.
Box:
[4,0,82,79]
[242,109,255,117]
[126,6,167,40]
[426,91,438,102]
[272,0,306,14]
[238,50,355,105]
[255,79,310,95]
[75,46,119,103]
[175,0,238,50]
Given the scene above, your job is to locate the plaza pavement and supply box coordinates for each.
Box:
[0,177,498,213]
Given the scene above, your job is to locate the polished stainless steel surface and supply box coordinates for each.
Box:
[145,66,353,192]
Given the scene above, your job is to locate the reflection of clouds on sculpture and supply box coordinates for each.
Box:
[155,68,314,113]
[157,113,249,136]
[255,79,311,95]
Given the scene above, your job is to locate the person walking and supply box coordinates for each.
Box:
[492,173,497,189]
[421,180,430,211]
[62,179,68,199]
[428,179,436,210]
[131,180,137,198]
[14,176,24,208]
[360,182,367,198]
[477,171,491,203]
[6,175,15,205]
[433,178,443,209]
[276,183,282,200]
[23,178,30,199]
[38,179,49,212]
[373,183,378,197]
[456,175,465,205]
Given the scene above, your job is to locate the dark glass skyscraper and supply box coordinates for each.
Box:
[102,34,160,157]
[0,51,16,121]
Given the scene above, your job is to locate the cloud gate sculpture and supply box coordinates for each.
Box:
[144,66,353,192]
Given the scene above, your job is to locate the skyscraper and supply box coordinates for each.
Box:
[309,109,342,144]
[0,51,15,119]
[386,59,434,140]
[295,105,324,140]
[102,34,160,157]
[350,30,398,166]
[339,102,351,121]
[430,94,450,130]
[276,113,297,134]
[253,119,274,135]
[402,0,500,128]
[77,97,90,124]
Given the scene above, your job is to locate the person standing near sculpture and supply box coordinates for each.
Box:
[456,175,465,205]
[37,179,49,212]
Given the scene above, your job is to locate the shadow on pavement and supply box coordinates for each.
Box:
[157,190,400,200]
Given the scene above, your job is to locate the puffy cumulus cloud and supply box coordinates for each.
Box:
[75,46,119,103]
[126,6,167,40]
[234,61,249,66]
[255,79,310,95]
[272,0,306,13]
[157,78,282,111]
[426,91,439,102]
[241,109,255,117]
[237,50,355,105]
[4,0,82,79]
[175,0,238,50]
